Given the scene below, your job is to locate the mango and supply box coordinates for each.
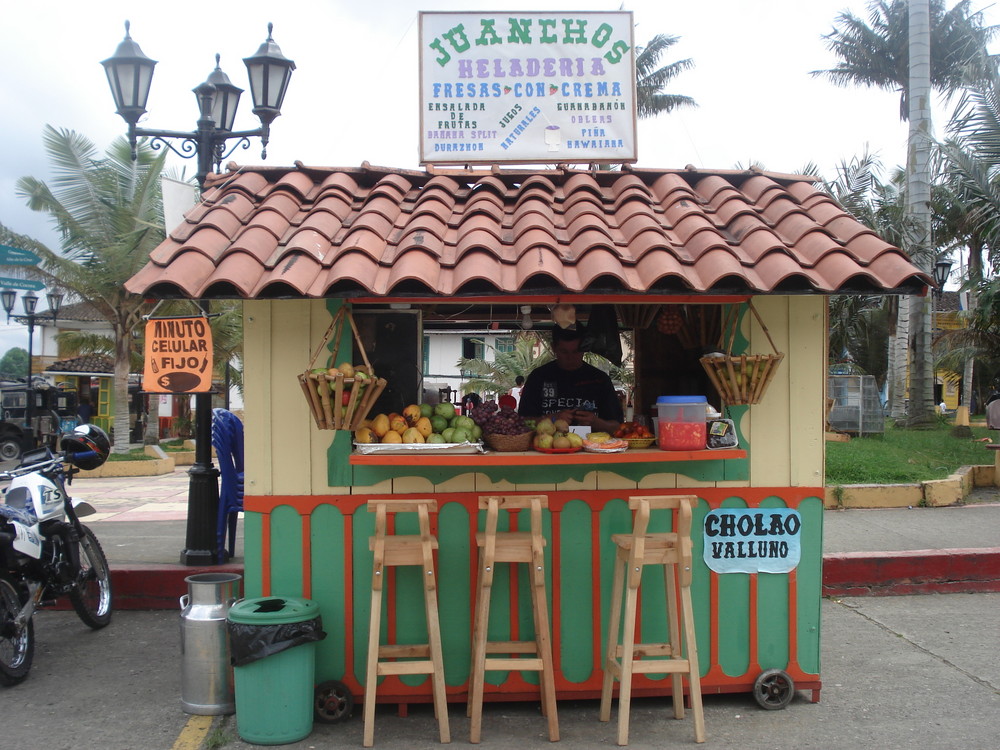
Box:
[402,404,422,426]
[402,427,425,443]
[381,430,402,444]
[371,414,391,438]
[415,416,433,438]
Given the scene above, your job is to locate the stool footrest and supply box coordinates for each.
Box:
[485,641,538,655]
[484,657,544,671]
[378,644,431,659]
[377,660,436,676]
[614,643,676,658]
[630,659,691,675]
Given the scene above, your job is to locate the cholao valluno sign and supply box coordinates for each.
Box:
[419,11,636,165]
[702,509,802,575]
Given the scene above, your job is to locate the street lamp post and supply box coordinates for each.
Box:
[1,290,64,450]
[103,21,295,566]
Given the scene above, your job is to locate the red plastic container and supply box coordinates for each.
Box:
[656,396,707,451]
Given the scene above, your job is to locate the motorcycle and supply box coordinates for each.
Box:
[0,424,113,686]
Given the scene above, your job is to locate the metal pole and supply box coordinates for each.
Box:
[180,145,221,566]
[26,314,34,447]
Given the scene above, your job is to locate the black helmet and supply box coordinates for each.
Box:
[62,424,111,470]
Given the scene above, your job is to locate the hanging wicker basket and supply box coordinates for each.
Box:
[297,307,387,430]
[699,301,784,406]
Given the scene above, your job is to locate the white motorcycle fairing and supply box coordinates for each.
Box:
[9,519,42,559]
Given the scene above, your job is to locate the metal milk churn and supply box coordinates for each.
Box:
[180,572,243,715]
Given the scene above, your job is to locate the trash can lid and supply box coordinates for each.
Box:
[227,596,320,625]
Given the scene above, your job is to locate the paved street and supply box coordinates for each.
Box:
[3,593,996,749]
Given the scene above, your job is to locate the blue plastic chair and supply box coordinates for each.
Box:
[212,408,244,563]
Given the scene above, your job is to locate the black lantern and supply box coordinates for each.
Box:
[101,21,157,128]
[204,55,243,133]
[933,258,953,292]
[243,23,297,127]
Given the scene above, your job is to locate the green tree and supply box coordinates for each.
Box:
[0,126,166,453]
[812,0,998,120]
[0,348,29,380]
[634,34,697,119]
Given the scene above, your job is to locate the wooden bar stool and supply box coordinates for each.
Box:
[363,499,450,747]
[599,495,705,745]
[468,494,559,743]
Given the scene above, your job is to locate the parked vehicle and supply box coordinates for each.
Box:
[0,382,79,462]
[0,424,113,685]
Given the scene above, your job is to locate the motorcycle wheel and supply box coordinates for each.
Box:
[69,526,113,629]
[0,575,33,686]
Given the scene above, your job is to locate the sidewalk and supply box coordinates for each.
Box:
[72,468,1000,605]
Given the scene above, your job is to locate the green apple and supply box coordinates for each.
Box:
[471,424,482,440]
[451,427,470,443]
[419,403,434,419]
[427,433,446,443]
[442,427,456,443]
[430,415,449,433]
[455,415,475,431]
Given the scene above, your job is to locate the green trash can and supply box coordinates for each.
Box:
[227,597,326,745]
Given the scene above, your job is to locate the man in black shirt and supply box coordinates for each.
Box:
[518,327,623,433]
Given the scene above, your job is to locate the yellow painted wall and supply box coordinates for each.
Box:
[244,296,828,496]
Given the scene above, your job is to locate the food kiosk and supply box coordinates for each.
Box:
[127,161,930,712]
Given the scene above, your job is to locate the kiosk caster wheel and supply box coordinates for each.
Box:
[753,669,794,710]
[314,680,354,723]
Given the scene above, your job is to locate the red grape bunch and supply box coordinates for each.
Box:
[482,406,530,436]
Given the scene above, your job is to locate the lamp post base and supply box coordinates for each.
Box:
[180,460,221,566]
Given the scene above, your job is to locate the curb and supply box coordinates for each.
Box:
[822,548,1000,597]
[95,550,1000,610]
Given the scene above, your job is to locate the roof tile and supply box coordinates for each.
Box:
[125,164,931,299]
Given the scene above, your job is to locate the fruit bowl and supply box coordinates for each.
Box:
[625,437,656,449]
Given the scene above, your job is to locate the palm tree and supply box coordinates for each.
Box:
[634,34,697,119]
[812,0,998,120]
[0,126,166,453]
[458,334,552,398]
[814,0,997,424]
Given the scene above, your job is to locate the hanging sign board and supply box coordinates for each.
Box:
[142,317,213,393]
[0,276,45,291]
[702,509,802,575]
[0,244,42,266]
[419,11,637,165]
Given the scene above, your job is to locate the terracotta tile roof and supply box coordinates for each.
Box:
[126,163,931,300]
[45,354,114,375]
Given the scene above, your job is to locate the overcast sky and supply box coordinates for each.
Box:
[1,0,996,353]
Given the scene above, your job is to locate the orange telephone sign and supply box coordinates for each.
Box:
[143,317,214,393]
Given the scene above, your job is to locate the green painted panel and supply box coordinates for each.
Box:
[597,498,632,676]
[327,431,353,487]
[689,499,712,677]
[796,496,824,675]
[352,508,375,688]
[392,510,432,688]
[437,503,472,686]
[757,496,791,670]
[269,505,305,596]
[243,511,264,599]
[310,504,347,681]
[717,496,750,677]
[559,500,594,684]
